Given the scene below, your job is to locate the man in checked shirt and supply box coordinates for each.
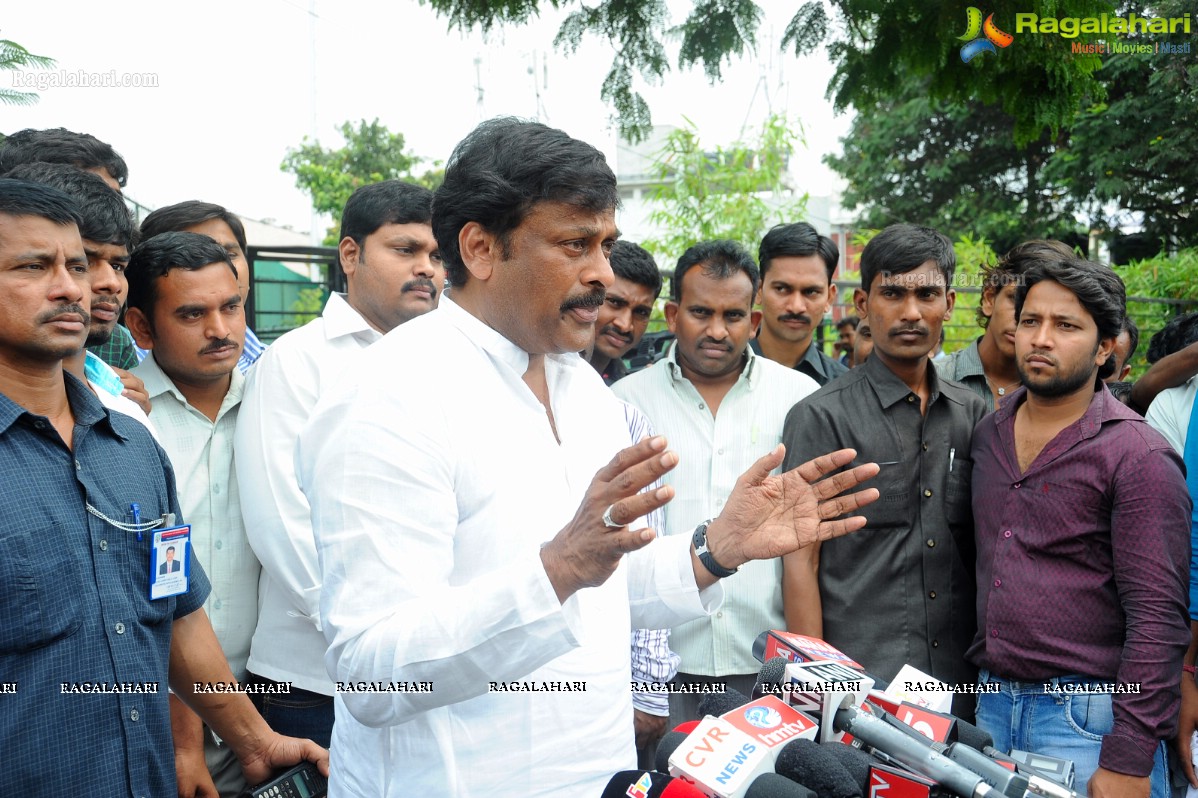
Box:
[969,257,1190,798]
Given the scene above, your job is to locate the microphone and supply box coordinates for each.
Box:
[601,770,707,797]
[831,703,1024,798]
[700,688,754,719]
[655,721,705,773]
[666,715,776,797]
[868,761,946,798]
[753,631,866,671]
[753,657,790,700]
[782,660,874,743]
[746,773,818,798]
[774,739,861,798]
[821,742,874,795]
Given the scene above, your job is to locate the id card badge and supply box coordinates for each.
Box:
[150,525,191,600]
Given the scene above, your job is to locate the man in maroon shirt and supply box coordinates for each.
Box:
[969,258,1190,798]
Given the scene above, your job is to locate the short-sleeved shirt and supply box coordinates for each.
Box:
[781,355,987,690]
[0,372,211,797]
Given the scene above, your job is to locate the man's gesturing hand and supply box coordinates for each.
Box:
[699,446,879,585]
[541,435,677,603]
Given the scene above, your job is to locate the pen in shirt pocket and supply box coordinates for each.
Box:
[949,448,956,473]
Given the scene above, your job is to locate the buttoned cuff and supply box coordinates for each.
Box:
[1099,732,1157,777]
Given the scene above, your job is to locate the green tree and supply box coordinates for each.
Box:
[642,113,808,271]
[1044,47,1198,248]
[419,0,1112,143]
[0,37,54,107]
[826,76,1082,254]
[281,119,441,244]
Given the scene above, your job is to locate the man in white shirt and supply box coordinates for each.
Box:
[126,231,260,798]
[614,239,819,725]
[297,118,881,798]
[236,180,442,748]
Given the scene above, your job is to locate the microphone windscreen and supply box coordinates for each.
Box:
[776,739,862,798]
[758,657,789,689]
[655,731,690,774]
[673,720,700,735]
[746,772,819,798]
[601,770,673,798]
[954,719,994,751]
[697,686,751,718]
[821,744,872,795]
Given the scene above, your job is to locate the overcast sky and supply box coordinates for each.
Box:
[4,0,852,239]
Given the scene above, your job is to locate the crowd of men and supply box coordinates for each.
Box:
[0,122,1196,798]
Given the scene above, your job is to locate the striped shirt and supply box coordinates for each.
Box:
[615,343,819,676]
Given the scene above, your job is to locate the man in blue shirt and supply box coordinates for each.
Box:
[0,179,326,796]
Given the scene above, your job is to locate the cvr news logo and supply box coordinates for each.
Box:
[958,7,1014,62]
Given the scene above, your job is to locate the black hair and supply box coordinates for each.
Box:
[0,128,129,188]
[610,240,662,298]
[432,117,619,288]
[1146,311,1198,364]
[1121,317,1140,363]
[0,177,84,228]
[835,314,860,331]
[140,201,248,257]
[859,224,955,294]
[1014,259,1126,381]
[672,240,760,303]
[758,222,839,281]
[5,162,135,250]
[126,232,236,322]
[340,180,434,245]
[977,239,1076,328]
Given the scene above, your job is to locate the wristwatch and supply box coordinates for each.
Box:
[692,519,738,578]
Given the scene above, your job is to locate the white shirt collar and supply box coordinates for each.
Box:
[322,292,383,343]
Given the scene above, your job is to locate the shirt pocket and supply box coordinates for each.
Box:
[0,521,83,653]
[945,457,974,527]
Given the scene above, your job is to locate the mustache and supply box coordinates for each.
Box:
[402,277,439,298]
[560,289,605,314]
[199,338,239,355]
[888,325,928,338]
[37,303,90,325]
[598,324,632,345]
[697,337,732,352]
[778,313,812,325]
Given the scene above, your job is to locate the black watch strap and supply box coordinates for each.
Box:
[692,520,737,578]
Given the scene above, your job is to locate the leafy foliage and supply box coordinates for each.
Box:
[827,76,1082,254]
[641,113,808,271]
[1044,45,1198,248]
[0,38,55,107]
[281,119,441,244]
[419,0,1114,143]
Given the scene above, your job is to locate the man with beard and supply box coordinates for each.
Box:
[942,239,1077,411]
[614,239,820,725]
[236,180,443,748]
[970,258,1189,798]
[781,224,987,718]
[126,232,260,798]
[586,239,661,385]
[752,222,847,385]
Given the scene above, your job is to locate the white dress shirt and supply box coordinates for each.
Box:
[614,343,819,676]
[236,293,382,694]
[132,353,258,681]
[297,296,721,798]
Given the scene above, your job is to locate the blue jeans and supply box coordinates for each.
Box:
[245,672,335,749]
[975,670,1169,798]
